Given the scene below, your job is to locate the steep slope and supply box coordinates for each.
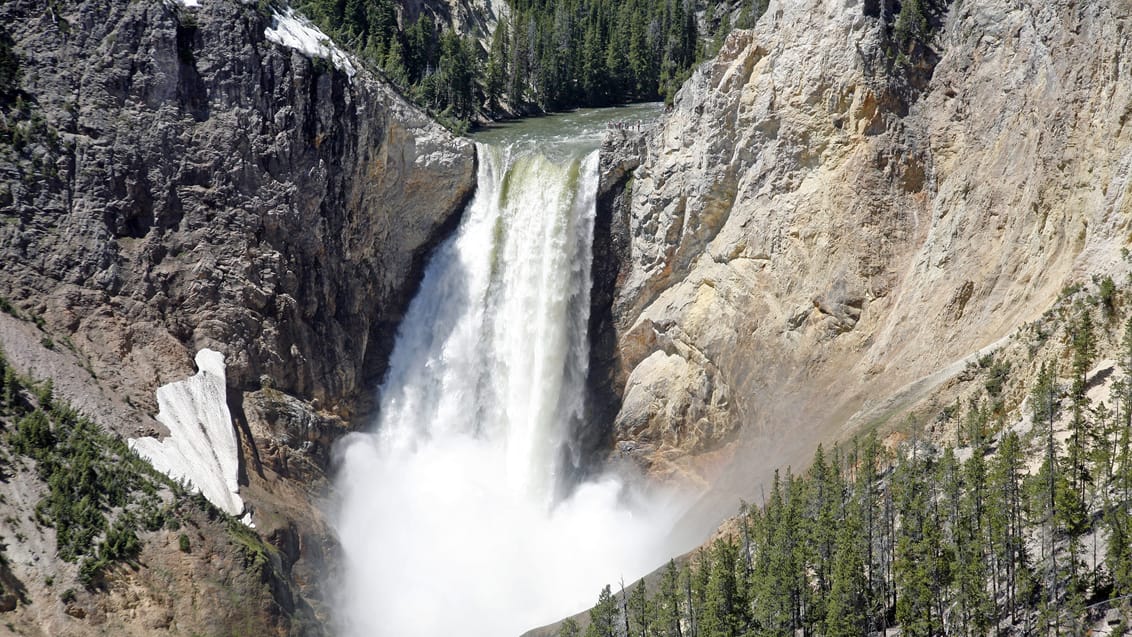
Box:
[0,0,475,632]
[598,0,1132,520]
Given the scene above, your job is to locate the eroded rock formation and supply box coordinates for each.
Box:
[599,0,1132,516]
[0,0,475,632]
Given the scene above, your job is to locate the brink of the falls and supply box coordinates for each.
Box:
[331,106,688,637]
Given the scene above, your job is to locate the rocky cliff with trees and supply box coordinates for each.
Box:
[572,301,1132,635]
[566,0,1132,632]
[0,0,474,632]
[297,0,758,128]
[596,0,1132,516]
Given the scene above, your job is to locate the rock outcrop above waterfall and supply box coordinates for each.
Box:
[0,0,475,632]
[600,0,1132,495]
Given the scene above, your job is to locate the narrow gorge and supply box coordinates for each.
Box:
[2,0,1132,634]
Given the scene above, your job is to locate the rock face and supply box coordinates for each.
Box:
[404,0,510,43]
[0,0,475,420]
[601,0,1132,510]
[0,0,475,633]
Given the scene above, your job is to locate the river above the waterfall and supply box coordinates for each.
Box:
[471,102,664,158]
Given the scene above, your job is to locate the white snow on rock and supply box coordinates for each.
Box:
[174,0,201,8]
[129,349,248,522]
[264,7,357,78]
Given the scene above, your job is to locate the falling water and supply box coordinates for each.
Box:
[333,105,685,637]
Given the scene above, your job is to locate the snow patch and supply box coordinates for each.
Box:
[264,8,357,78]
[129,349,248,524]
[174,0,201,7]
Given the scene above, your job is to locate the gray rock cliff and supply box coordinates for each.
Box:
[0,0,475,632]
[1,0,475,420]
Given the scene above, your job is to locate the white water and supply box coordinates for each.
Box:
[333,112,686,637]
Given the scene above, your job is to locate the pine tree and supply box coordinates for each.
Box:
[655,560,685,637]
[485,19,509,113]
[804,444,839,631]
[383,37,410,87]
[952,447,993,635]
[1029,360,1062,622]
[853,431,887,632]
[700,539,743,637]
[682,562,698,637]
[989,430,1028,623]
[751,470,797,634]
[690,548,710,637]
[1067,309,1096,501]
[825,486,867,637]
[894,446,942,637]
[403,16,437,84]
[608,4,635,102]
[586,585,617,637]
[892,0,929,57]
[1107,495,1132,596]
[628,579,650,637]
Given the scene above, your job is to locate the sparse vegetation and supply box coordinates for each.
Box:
[227,518,274,574]
[0,347,181,589]
[0,297,18,318]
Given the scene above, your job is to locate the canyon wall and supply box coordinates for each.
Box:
[0,0,475,632]
[599,0,1132,521]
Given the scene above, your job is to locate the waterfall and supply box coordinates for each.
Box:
[373,144,595,502]
[334,124,683,637]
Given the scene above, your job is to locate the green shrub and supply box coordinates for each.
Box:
[228,519,272,573]
[0,27,19,102]
[33,378,52,411]
[100,517,141,563]
[1100,275,1117,316]
[11,410,54,456]
[984,359,1011,398]
[77,556,105,588]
